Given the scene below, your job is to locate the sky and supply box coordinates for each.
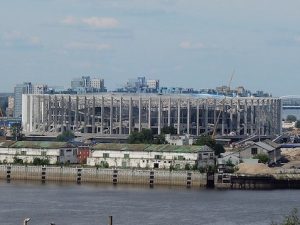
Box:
[1,0,300,96]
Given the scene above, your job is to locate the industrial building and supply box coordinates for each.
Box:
[22,93,282,136]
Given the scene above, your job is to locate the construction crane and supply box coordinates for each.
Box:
[0,107,3,118]
[211,71,234,139]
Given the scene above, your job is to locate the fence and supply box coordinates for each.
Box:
[0,165,207,188]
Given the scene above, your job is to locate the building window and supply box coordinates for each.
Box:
[210,153,214,159]
[21,151,26,156]
[251,148,258,155]
[103,153,110,158]
[124,154,130,159]
[178,156,185,160]
[154,155,162,159]
[41,151,47,156]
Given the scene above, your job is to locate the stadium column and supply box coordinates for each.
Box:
[129,97,132,134]
[158,97,161,135]
[205,99,209,134]
[139,97,142,132]
[67,96,71,132]
[278,99,282,135]
[237,99,241,135]
[187,99,190,135]
[92,96,95,134]
[221,101,225,136]
[196,102,199,136]
[177,99,181,135]
[54,95,58,133]
[110,96,113,134]
[229,99,233,133]
[75,96,79,132]
[244,99,248,135]
[168,97,171,127]
[29,95,33,132]
[84,96,87,134]
[250,99,254,135]
[119,97,122,135]
[61,96,65,133]
[101,96,104,134]
[148,97,151,129]
[46,95,51,132]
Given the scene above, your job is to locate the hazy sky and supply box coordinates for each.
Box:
[1,0,300,96]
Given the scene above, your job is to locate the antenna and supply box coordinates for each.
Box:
[211,71,235,139]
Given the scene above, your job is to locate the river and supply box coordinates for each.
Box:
[0,181,299,225]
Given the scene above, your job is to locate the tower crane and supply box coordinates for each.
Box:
[211,71,234,139]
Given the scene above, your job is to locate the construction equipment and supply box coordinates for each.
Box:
[211,71,234,139]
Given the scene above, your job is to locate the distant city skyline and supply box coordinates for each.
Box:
[1,0,300,96]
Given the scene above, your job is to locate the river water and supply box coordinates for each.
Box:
[0,181,299,225]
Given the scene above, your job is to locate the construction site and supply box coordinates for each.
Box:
[21,93,282,137]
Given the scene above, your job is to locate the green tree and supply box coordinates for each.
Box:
[286,115,297,122]
[128,129,154,144]
[11,123,23,141]
[194,135,216,148]
[295,121,300,129]
[271,208,300,225]
[57,131,75,142]
[161,126,177,135]
[33,158,50,165]
[253,153,269,164]
[194,135,225,156]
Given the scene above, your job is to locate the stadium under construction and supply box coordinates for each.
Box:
[22,93,282,136]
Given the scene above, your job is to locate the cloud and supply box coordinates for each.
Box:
[61,16,78,25]
[61,16,120,29]
[179,40,205,49]
[2,31,41,47]
[82,17,119,28]
[64,42,112,51]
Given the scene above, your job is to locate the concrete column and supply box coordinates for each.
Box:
[47,95,51,132]
[278,99,282,135]
[75,96,79,132]
[36,95,41,132]
[67,96,71,131]
[214,99,217,125]
[177,99,181,134]
[251,99,254,135]
[205,100,209,134]
[229,99,233,133]
[187,100,190,135]
[257,99,261,138]
[54,96,58,133]
[237,99,241,135]
[129,97,132,134]
[119,97,122,135]
[148,98,151,129]
[61,96,65,133]
[196,102,199,136]
[244,99,248,135]
[222,102,225,135]
[138,97,142,132]
[101,96,104,134]
[168,98,171,127]
[29,95,33,132]
[110,96,113,134]
[84,97,87,134]
[92,96,95,134]
[158,97,161,135]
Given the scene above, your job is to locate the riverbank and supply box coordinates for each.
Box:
[0,165,207,188]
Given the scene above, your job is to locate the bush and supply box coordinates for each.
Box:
[253,153,269,164]
[286,115,297,122]
[184,163,191,170]
[271,208,300,225]
[13,157,23,164]
[33,158,50,165]
[57,131,75,142]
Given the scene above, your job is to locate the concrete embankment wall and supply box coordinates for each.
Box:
[0,165,207,188]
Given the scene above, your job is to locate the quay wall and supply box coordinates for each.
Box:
[0,165,207,188]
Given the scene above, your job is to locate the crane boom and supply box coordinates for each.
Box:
[211,71,234,139]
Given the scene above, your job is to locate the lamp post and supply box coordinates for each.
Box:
[23,218,31,225]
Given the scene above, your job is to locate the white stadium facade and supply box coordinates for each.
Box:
[22,93,282,136]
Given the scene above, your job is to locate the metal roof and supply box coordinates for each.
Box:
[92,143,213,153]
[9,141,74,149]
